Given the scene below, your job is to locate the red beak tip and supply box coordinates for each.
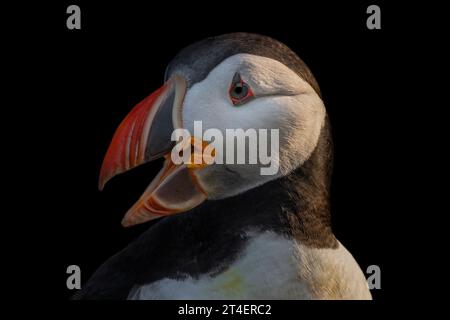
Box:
[98,179,105,191]
[98,171,111,191]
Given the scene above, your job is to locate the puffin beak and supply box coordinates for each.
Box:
[99,75,208,227]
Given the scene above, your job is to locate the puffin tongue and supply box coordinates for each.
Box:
[121,137,215,227]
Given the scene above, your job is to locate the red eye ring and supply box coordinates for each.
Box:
[229,73,254,106]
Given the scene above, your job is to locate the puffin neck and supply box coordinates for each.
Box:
[192,116,337,249]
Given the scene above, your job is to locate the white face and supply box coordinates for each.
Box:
[178,54,326,199]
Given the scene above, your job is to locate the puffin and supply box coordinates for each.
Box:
[73,33,372,300]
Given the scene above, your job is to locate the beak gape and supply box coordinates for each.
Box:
[99,76,207,227]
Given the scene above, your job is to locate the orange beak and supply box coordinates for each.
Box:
[99,75,208,227]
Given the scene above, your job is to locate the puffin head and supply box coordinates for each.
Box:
[99,33,327,227]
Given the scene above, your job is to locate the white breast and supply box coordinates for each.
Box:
[128,231,371,300]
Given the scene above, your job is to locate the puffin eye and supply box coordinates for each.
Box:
[229,73,254,106]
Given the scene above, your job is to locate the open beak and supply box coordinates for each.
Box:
[99,75,208,227]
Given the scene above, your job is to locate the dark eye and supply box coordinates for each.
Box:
[229,73,254,106]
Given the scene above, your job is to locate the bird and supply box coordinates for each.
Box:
[73,33,372,300]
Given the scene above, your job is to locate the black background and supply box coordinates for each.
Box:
[15,0,422,310]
